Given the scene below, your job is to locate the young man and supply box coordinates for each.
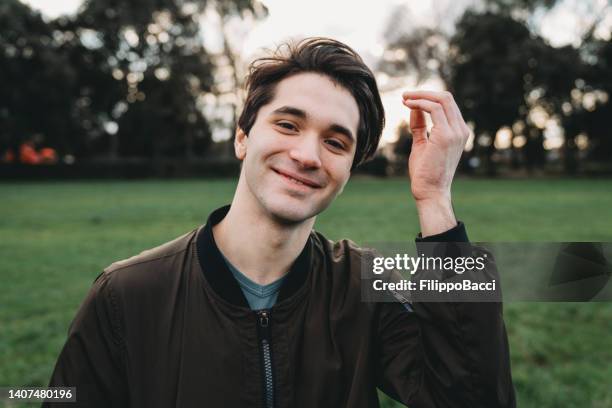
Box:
[45,38,515,407]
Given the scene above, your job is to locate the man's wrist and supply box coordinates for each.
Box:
[415,194,457,238]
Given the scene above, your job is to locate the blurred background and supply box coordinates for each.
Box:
[1,0,612,407]
[2,0,611,177]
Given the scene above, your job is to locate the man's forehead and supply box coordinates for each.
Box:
[265,73,360,133]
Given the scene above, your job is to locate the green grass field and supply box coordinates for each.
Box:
[1,178,611,407]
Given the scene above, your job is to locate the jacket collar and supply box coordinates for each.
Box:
[196,205,312,308]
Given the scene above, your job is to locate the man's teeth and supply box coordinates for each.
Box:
[289,176,305,185]
[284,173,306,185]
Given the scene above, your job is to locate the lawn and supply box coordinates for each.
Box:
[1,177,611,407]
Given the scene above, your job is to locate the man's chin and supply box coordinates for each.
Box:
[263,200,321,226]
[269,207,315,225]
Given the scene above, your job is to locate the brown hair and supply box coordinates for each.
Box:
[237,37,385,169]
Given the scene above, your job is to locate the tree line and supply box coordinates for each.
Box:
[384,0,611,175]
[0,0,260,164]
[1,0,610,176]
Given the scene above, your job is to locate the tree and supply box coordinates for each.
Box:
[483,0,559,15]
[206,0,267,156]
[0,0,79,161]
[529,43,585,173]
[1,0,262,162]
[60,0,218,159]
[392,120,412,158]
[379,0,562,87]
[387,120,412,176]
[379,0,565,176]
[448,11,538,175]
[581,34,612,164]
[379,1,469,87]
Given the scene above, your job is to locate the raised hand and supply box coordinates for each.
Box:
[402,90,470,236]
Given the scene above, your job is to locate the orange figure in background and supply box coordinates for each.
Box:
[20,142,40,164]
[39,147,58,164]
[15,142,58,164]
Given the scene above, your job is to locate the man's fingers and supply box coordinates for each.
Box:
[403,90,463,130]
[403,98,450,132]
[409,108,428,143]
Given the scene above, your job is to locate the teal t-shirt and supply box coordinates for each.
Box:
[222,255,286,310]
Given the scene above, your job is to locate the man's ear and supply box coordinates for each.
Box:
[234,127,248,160]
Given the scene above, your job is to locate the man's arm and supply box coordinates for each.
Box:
[43,272,129,407]
[375,226,515,407]
[374,91,515,407]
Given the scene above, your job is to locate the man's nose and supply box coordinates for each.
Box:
[288,134,322,169]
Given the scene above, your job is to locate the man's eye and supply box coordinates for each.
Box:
[325,139,345,150]
[276,122,297,131]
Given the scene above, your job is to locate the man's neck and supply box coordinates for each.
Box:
[212,193,314,286]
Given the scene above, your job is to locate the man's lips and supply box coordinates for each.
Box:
[272,168,323,188]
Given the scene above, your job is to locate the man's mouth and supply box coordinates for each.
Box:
[272,169,322,188]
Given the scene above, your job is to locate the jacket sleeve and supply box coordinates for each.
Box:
[375,222,516,408]
[42,272,129,408]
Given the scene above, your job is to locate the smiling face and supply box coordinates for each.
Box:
[233,72,360,225]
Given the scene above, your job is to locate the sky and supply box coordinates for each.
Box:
[19,0,612,145]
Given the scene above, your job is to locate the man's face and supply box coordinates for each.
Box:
[235,72,360,224]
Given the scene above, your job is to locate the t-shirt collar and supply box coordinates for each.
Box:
[196,205,312,308]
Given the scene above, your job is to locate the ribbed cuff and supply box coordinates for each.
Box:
[415,221,469,242]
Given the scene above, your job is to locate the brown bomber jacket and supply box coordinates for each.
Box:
[45,205,515,407]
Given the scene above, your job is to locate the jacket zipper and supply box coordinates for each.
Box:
[257,309,275,408]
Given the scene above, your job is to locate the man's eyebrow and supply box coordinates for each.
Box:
[270,106,307,119]
[329,124,355,144]
[271,105,355,143]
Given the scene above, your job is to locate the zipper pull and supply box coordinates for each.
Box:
[257,310,271,340]
[259,310,269,328]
